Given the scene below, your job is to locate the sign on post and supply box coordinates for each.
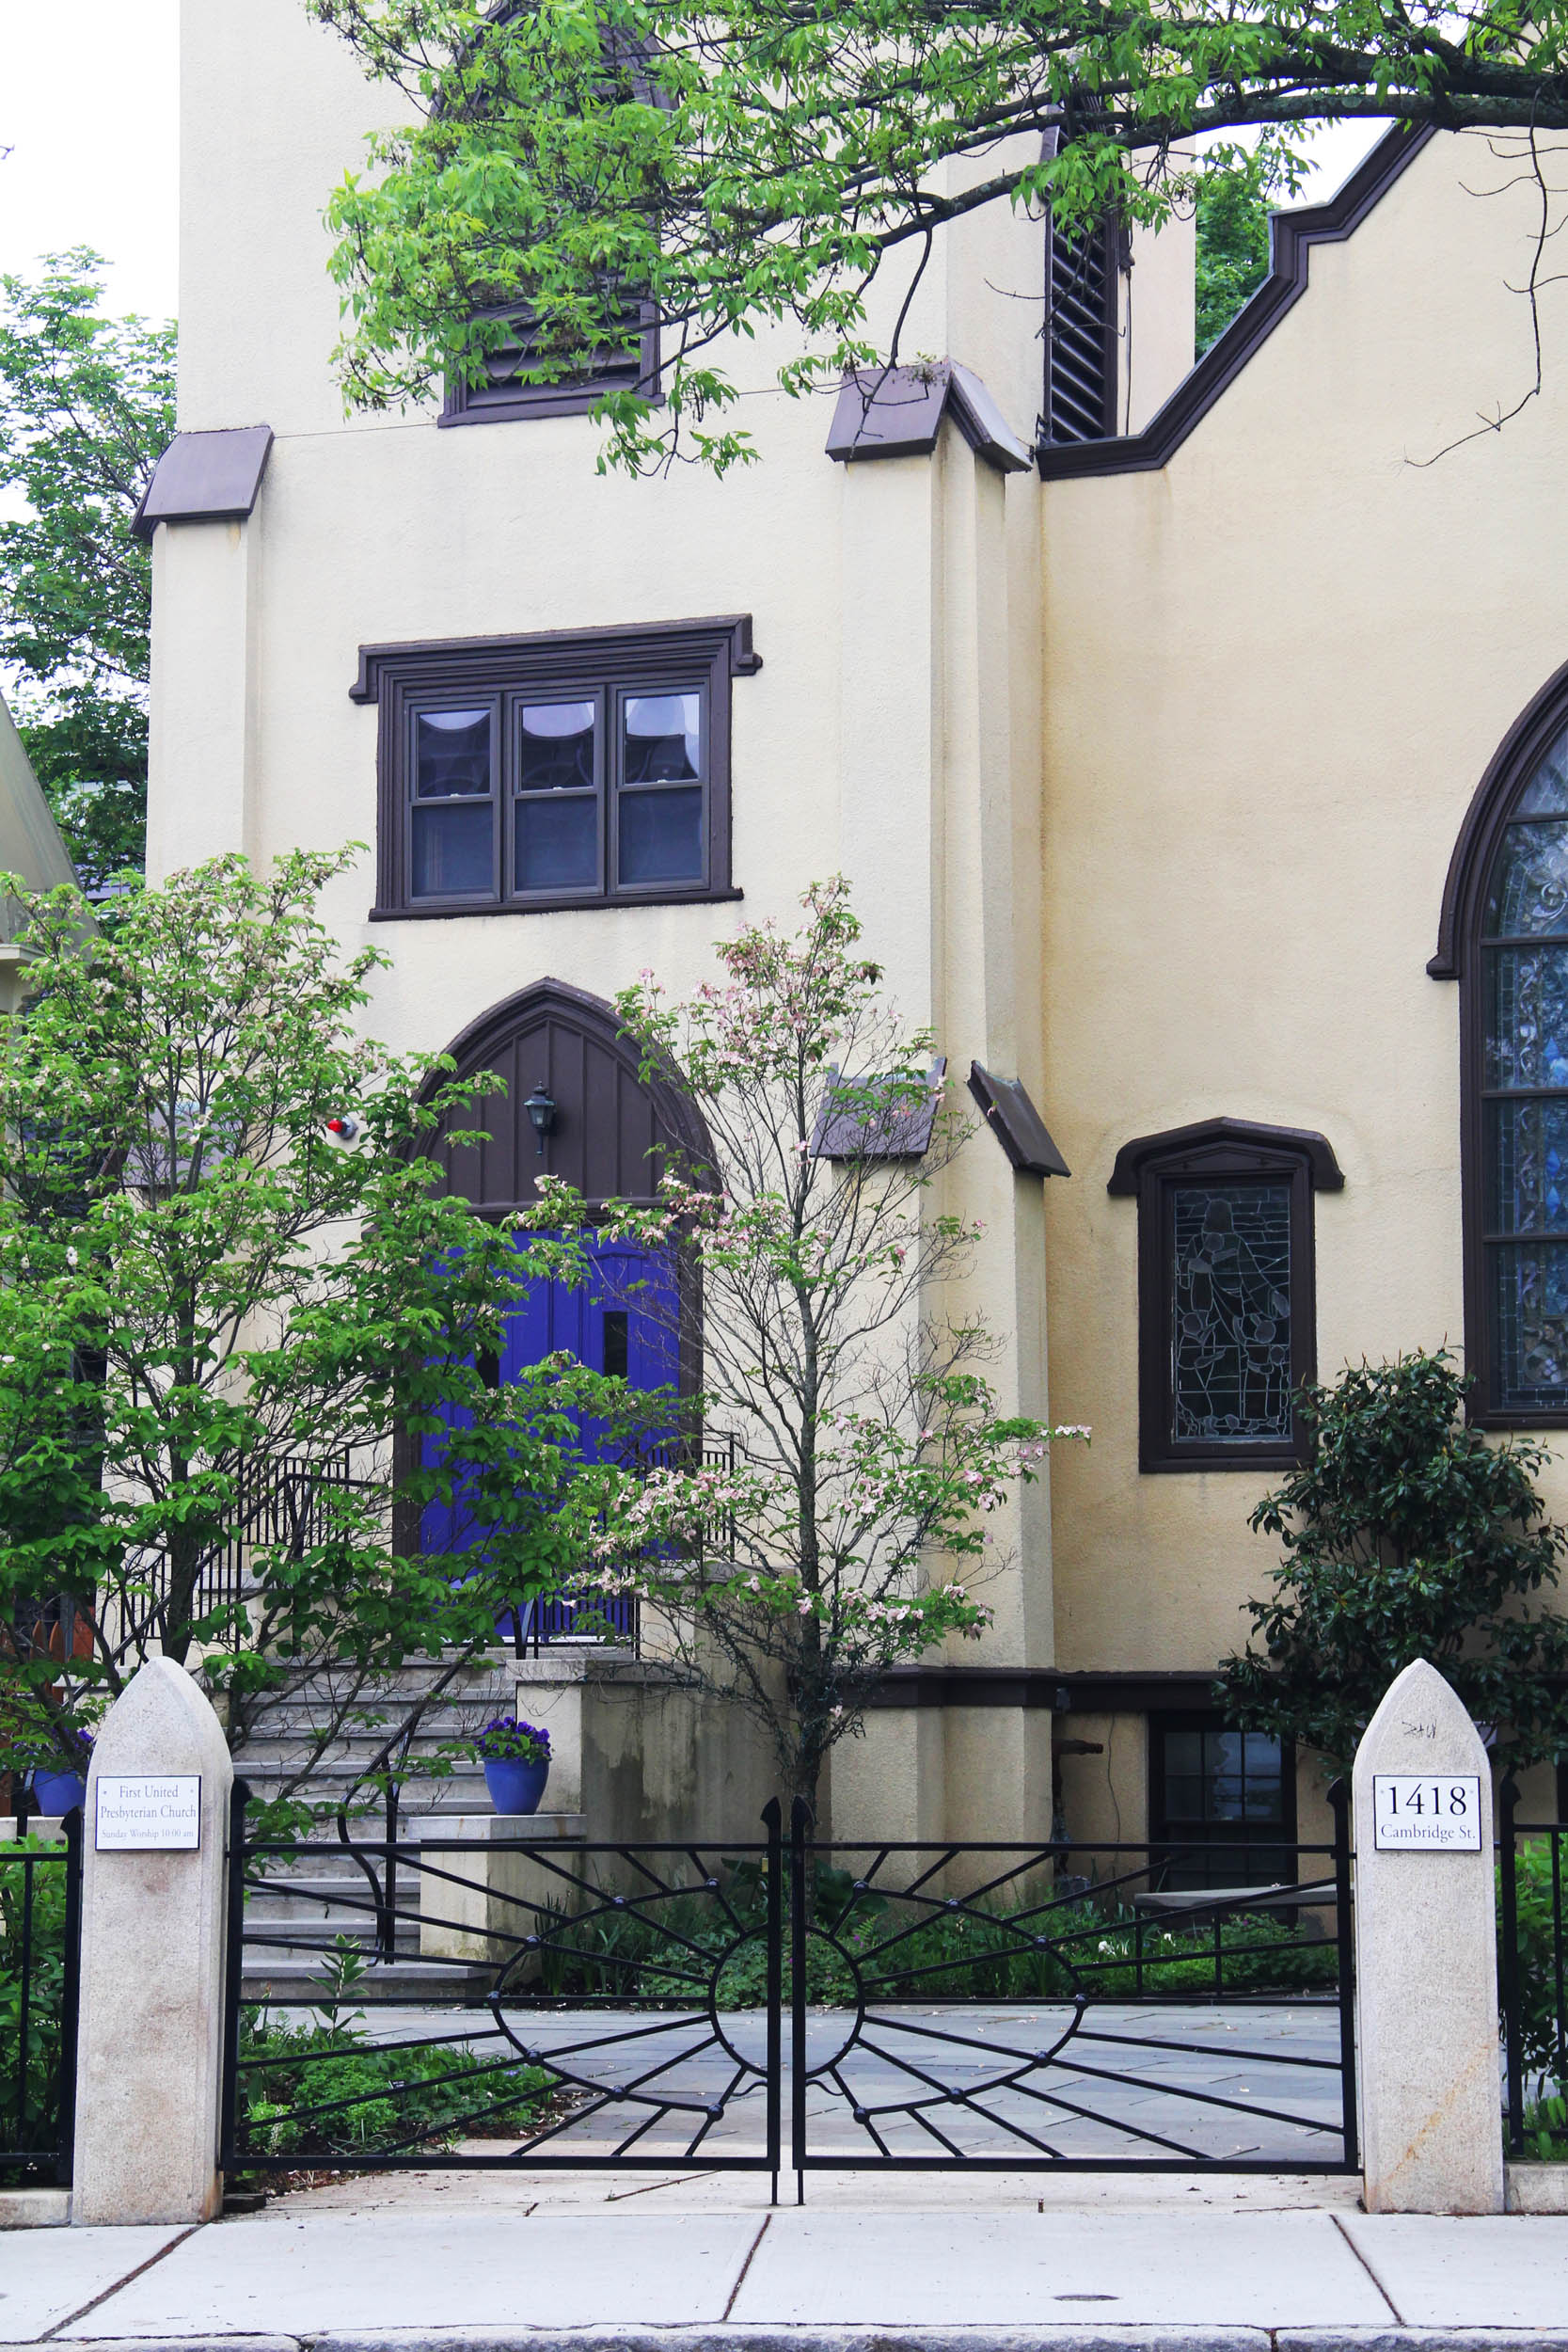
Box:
[1371,1772,1482,1851]
[94,1772,202,1851]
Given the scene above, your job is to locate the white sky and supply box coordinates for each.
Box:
[0,0,179,321]
[0,0,1381,334]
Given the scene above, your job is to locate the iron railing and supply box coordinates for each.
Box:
[222,1782,782,2178]
[222,1787,1354,2189]
[0,1815,82,2185]
[1497,1781,1567,2154]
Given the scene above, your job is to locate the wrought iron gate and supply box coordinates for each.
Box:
[221,1784,1355,2186]
[1,1812,83,2187]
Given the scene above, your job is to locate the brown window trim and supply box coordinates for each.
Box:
[1431,659,1568,1427]
[1108,1118,1342,1474]
[1037,125,1433,481]
[439,308,662,428]
[354,615,760,921]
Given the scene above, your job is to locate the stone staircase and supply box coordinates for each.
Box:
[231,1652,519,2004]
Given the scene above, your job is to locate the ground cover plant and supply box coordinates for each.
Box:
[233,1944,553,2171]
[523,1860,1337,2007]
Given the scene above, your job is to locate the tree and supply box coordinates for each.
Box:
[521,879,1083,1817]
[308,0,1567,472]
[1195,145,1280,355]
[1217,1350,1568,1769]
[0,850,637,1817]
[0,253,175,883]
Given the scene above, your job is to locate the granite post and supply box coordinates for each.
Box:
[1352,1656,1503,2214]
[71,1657,232,2226]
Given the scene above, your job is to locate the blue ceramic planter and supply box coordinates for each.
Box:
[31,1770,87,1817]
[483,1756,549,1816]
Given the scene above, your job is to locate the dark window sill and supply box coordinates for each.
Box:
[438,388,666,426]
[1140,1446,1306,1475]
[1465,1405,1568,1430]
[370,887,744,922]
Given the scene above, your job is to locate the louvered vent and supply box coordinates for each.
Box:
[446,301,654,421]
[1042,221,1118,444]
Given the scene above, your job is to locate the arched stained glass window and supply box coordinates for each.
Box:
[1478,721,1568,1413]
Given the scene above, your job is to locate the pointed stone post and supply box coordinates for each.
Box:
[1352,1657,1503,2214]
[71,1657,232,2226]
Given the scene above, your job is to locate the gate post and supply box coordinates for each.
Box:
[71,1658,233,2226]
[1352,1657,1503,2214]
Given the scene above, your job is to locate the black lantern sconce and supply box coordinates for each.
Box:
[523,1082,557,1157]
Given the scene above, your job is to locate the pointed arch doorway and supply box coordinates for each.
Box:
[421,977,709,1642]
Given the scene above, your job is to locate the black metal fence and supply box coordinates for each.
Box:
[0,1816,82,2186]
[1497,1783,1568,2155]
[222,1786,1354,2187]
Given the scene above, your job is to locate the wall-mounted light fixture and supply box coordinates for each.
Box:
[523,1082,557,1157]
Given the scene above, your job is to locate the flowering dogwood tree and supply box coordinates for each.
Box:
[0,850,628,1820]
[521,880,1084,1819]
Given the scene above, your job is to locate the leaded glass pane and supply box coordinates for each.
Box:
[1516,723,1568,816]
[1493,1241,1568,1409]
[1169,1183,1292,1442]
[1483,820,1568,937]
[1483,945,1568,1089]
[1486,1098,1568,1232]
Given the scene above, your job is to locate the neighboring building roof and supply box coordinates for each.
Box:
[968,1063,1070,1178]
[0,691,80,909]
[825,361,1034,472]
[1037,123,1436,481]
[133,424,275,539]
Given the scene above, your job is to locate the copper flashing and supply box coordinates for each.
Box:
[133,425,275,539]
[968,1062,1070,1177]
[826,361,1033,473]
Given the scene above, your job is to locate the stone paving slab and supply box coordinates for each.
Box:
[728,2212,1391,2329]
[1340,2213,1568,2328]
[0,2226,184,2337]
[53,2213,764,2340]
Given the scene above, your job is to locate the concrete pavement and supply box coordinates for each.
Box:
[4,2173,1568,2349]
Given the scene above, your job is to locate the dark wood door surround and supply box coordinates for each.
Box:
[427,977,712,1215]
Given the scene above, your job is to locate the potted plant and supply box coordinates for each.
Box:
[31,1724,93,1818]
[475,1716,551,1816]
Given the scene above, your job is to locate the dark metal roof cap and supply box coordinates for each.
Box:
[968,1062,1070,1178]
[133,425,275,540]
[826,362,1032,473]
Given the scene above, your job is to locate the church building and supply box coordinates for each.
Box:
[140,0,1568,1859]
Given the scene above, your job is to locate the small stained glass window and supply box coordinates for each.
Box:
[1111,1118,1335,1471]
[1169,1183,1293,1442]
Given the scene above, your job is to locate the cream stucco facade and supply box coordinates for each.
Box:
[149,1,1568,1850]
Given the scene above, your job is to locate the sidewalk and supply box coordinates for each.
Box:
[4,2171,1568,2351]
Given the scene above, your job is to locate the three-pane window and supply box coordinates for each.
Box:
[357,618,758,921]
[407,685,709,908]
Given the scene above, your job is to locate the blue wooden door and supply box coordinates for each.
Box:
[421,1239,678,1638]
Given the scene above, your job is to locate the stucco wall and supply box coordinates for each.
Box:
[1039,128,1568,1678]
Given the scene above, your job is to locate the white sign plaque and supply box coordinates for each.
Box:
[1372,1772,1482,1851]
[94,1773,201,1852]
